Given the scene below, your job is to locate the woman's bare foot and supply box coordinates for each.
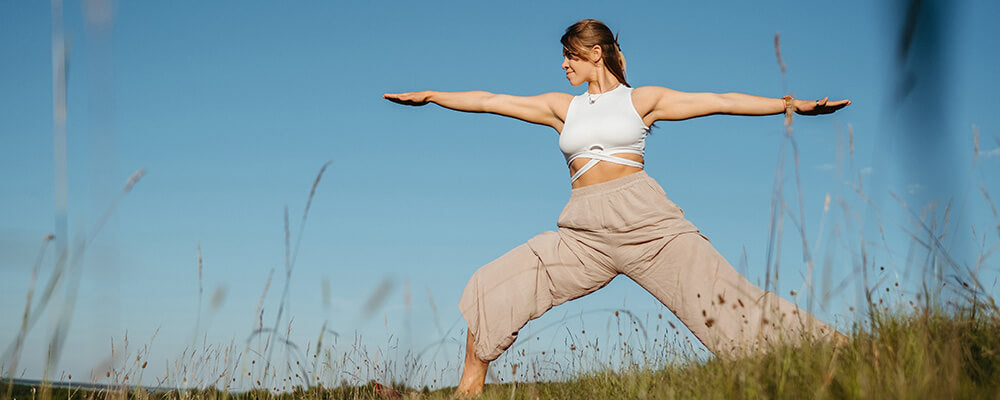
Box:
[373,382,402,399]
[454,330,489,398]
[832,331,850,349]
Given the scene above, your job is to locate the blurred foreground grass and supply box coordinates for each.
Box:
[5,305,998,399]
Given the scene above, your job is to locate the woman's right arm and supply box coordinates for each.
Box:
[383,90,571,132]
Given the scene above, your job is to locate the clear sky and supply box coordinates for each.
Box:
[2,0,999,391]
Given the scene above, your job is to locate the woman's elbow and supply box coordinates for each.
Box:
[716,93,740,114]
[479,92,506,113]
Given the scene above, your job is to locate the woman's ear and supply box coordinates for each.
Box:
[590,44,603,64]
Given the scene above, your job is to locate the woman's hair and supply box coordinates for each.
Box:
[561,19,628,87]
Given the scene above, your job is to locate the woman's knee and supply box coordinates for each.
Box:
[458,242,558,361]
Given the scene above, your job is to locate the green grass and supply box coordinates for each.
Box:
[5,306,999,399]
[514,308,1000,400]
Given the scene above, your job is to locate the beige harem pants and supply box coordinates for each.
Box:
[458,171,840,362]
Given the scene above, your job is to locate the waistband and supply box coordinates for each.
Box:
[569,170,652,199]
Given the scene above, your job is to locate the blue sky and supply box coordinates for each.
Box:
[2,0,999,390]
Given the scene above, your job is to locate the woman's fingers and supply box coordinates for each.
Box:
[822,99,850,111]
[798,97,851,115]
[383,92,413,99]
[382,92,409,101]
[383,92,429,106]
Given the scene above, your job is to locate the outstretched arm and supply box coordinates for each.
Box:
[383,90,571,131]
[635,86,851,121]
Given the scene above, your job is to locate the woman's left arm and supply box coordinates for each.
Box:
[635,86,851,121]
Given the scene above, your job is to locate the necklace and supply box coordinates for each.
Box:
[587,84,620,104]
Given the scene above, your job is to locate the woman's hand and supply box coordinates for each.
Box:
[383,91,432,106]
[795,97,851,115]
[382,90,571,132]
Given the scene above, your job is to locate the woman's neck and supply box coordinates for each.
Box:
[587,74,621,94]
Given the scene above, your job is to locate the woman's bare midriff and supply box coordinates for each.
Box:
[569,153,645,189]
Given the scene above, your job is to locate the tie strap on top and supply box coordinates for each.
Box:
[567,145,644,183]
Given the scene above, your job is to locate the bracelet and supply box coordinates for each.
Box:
[782,95,795,112]
[782,95,795,126]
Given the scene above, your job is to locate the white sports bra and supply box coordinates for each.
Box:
[559,84,649,183]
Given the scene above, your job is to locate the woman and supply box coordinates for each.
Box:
[384,19,850,397]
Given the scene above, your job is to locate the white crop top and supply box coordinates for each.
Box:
[559,84,649,183]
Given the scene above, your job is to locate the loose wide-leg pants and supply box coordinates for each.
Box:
[458,171,839,362]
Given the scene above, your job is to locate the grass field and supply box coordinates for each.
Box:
[4,305,999,399]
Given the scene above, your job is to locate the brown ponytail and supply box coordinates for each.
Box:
[560,19,629,87]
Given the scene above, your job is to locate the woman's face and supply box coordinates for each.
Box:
[561,45,601,87]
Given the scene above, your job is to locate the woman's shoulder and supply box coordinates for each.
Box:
[530,92,576,122]
[525,91,575,103]
[543,91,577,100]
[631,85,676,98]
[537,92,577,110]
[631,85,687,106]
[629,85,674,113]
